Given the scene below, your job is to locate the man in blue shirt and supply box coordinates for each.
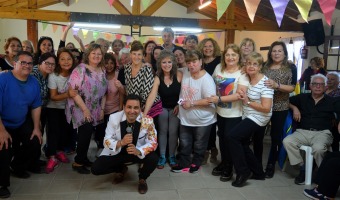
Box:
[0,51,42,199]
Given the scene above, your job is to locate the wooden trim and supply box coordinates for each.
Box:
[27,20,38,51]
[132,0,140,15]
[0,7,70,21]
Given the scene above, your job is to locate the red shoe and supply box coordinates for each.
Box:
[56,151,70,163]
[46,158,59,174]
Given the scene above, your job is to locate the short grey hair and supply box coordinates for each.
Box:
[327,72,340,82]
[119,47,130,60]
[310,73,327,86]
[161,27,174,38]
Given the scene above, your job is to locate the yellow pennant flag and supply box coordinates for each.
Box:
[216,0,231,21]
[81,29,89,39]
[294,0,313,22]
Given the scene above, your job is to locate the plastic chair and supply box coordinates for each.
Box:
[299,145,313,185]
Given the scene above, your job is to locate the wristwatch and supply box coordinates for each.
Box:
[247,101,251,105]
[218,96,222,104]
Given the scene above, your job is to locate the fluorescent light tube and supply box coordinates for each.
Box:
[153,27,202,33]
[74,23,121,29]
[198,0,212,9]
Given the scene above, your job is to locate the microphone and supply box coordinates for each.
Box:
[126,126,133,144]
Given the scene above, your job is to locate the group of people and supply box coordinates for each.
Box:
[0,26,340,199]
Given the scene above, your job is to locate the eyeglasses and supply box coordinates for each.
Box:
[43,61,56,67]
[17,61,33,66]
[311,82,325,87]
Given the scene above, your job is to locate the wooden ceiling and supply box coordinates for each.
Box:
[0,0,339,32]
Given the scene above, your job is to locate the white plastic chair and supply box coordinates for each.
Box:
[299,145,313,185]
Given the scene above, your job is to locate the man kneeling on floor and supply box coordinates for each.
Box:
[91,94,158,194]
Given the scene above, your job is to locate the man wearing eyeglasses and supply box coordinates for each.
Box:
[283,73,340,185]
[0,51,42,198]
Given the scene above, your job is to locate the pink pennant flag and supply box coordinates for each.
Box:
[177,36,185,44]
[317,0,336,26]
[200,0,203,5]
[72,28,79,35]
[269,0,289,27]
[52,24,59,33]
[243,0,261,23]
[198,34,205,41]
[115,34,122,40]
[107,0,114,7]
[62,25,67,32]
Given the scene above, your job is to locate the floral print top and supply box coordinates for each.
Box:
[65,63,107,129]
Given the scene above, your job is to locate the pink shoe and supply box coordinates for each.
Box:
[46,158,59,173]
[56,151,70,163]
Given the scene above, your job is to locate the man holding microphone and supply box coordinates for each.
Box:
[91,94,158,194]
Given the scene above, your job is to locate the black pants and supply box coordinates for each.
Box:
[91,151,158,180]
[228,118,265,176]
[331,124,340,152]
[0,118,41,187]
[315,152,340,198]
[46,108,73,156]
[74,122,94,165]
[207,122,217,151]
[264,110,288,166]
[95,114,112,149]
[217,115,242,166]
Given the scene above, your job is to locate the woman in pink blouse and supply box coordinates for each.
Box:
[66,43,107,174]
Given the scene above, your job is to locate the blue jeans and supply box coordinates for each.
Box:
[178,124,212,167]
[157,108,180,156]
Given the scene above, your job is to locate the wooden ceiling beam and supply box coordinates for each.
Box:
[28,0,37,8]
[0,0,64,9]
[132,0,140,15]
[112,0,131,15]
[141,0,167,16]
[187,0,200,13]
[0,7,70,21]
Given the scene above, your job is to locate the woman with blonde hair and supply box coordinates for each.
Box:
[22,40,35,54]
[239,38,256,67]
[0,37,22,71]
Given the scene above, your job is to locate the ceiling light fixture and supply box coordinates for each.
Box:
[74,23,121,29]
[131,0,133,6]
[153,27,202,33]
[198,0,212,10]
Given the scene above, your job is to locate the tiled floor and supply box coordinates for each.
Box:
[7,137,340,200]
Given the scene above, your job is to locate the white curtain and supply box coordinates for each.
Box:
[281,37,305,80]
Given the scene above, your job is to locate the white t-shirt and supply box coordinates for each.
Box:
[213,64,249,118]
[46,72,69,109]
[178,71,217,126]
[243,75,274,126]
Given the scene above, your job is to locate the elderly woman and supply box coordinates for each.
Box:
[34,36,55,65]
[262,41,297,178]
[325,72,340,152]
[228,52,274,187]
[239,38,256,67]
[300,57,327,91]
[171,50,216,174]
[0,37,22,71]
[143,40,157,64]
[45,48,76,173]
[22,40,35,54]
[197,38,221,164]
[144,50,182,169]
[124,41,161,117]
[66,43,107,174]
[95,38,110,53]
[112,39,124,56]
[208,44,249,182]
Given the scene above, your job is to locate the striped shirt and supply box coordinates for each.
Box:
[243,75,274,126]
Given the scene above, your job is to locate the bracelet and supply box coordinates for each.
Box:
[120,140,124,146]
[218,96,222,104]
[190,101,195,107]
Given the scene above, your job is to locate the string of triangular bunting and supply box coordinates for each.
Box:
[105,0,336,27]
[40,22,224,45]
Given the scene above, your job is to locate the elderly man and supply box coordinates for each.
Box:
[0,51,42,198]
[283,73,340,185]
[161,27,180,51]
[91,94,158,194]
